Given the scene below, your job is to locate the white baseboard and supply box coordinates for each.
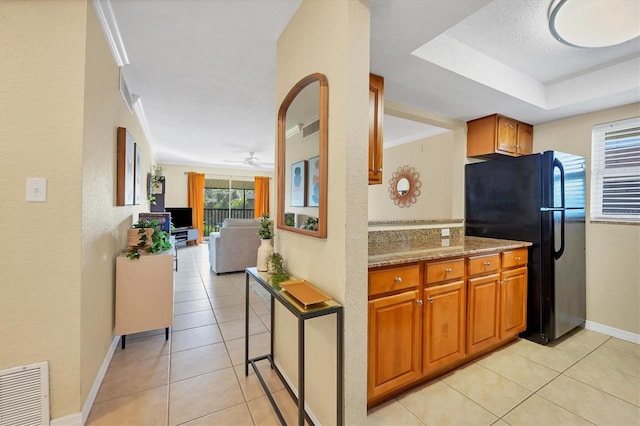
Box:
[49,336,118,426]
[272,359,321,426]
[49,412,83,426]
[584,321,640,344]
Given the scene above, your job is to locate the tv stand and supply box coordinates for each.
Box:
[171,227,198,246]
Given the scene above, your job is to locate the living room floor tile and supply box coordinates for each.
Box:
[172,309,216,331]
[170,342,231,383]
[170,324,223,353]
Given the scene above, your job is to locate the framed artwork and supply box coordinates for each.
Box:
[290,160,307,207]
[116,127,135,206]
[134,143,141,205]
[307,156,320,207]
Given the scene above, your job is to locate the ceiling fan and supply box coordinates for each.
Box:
[224,152,274,167]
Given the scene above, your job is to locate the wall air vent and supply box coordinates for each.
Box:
[119,67,136,114]
[302,119,320,139]
[0,361,49,426]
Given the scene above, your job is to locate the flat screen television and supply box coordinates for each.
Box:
[165,207,193,229]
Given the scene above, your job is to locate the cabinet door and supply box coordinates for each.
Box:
[368,74,384,185]
[500,267,528,338]
[424,281,466,372]
[497,116,517,154]
[368,290,421,399]
[467,274,501,354]
[516,122,533,155]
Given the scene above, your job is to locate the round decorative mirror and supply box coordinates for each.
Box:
[388,165,421,207]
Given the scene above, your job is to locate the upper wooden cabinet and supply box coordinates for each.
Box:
[467,114,533,158]
[369,73,384,185]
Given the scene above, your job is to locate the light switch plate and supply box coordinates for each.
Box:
[26,177,47,202]
[441,228,450,238]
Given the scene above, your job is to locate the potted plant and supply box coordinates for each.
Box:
[127,219,172,260]
[267,252,290,289]
[256,212,274,271]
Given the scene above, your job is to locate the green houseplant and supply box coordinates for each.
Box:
[256,212,273,239]
[127,219,172,260]
[256,213,274,271]
[267,252,290,289]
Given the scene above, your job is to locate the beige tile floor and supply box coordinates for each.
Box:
[88,244,640,425]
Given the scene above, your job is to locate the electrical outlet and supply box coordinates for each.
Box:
[26,177,47,202]
[441,228,450,238]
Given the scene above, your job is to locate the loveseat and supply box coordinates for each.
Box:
[208,218,261,274]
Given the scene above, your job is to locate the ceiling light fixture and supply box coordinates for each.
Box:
[548,0,640,48]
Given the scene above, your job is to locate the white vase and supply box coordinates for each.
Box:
[257,239,274,272]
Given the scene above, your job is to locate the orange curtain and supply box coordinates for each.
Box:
[254,176,270,218]
[187,172,205,244]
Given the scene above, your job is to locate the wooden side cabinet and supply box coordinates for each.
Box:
[369,73,384,185]
[467,114,533,158]
[115,251,174,346]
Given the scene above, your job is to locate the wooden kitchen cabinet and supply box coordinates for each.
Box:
[368,247,528,406]
[368,289,421,399]
[369,73,384,185]
[466,273,501,354]
[500,248,528,338]
[467,113,533,158]
[467,249,528,354]
[423,280,466,372]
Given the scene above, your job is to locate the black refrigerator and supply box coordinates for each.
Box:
[465,151,586,344]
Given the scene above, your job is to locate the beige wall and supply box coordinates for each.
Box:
[275,0,370,424]
[0,0,153,419]
[368,131,459,221]
[533,103,640,335]
[80,3,154,408]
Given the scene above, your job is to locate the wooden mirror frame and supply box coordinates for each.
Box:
[277,73,328,238]
[388,165,421,208]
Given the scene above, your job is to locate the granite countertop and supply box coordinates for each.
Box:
[368,236,532,268]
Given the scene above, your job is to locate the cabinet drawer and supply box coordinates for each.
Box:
[502,248,528,269]
[425,259,464,285]
[467,253,500,276]
[369,264,420,297]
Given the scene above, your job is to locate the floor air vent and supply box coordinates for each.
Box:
[0,361,49,426]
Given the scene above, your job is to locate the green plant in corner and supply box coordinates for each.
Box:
[256,212,273,239]
[267,252,290,289]
[127,219,172,260]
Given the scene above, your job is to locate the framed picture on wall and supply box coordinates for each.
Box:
[290,160,307,207]
[116,127,135,206]
[307,156,320,207]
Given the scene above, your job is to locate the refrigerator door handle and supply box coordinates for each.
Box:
[553,158,566,260]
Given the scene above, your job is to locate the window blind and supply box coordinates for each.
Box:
[591,117,640,223]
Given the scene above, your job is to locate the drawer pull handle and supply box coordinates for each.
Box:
[484,261,491,266]
[394,277,402,283]
[444,268,453,273]
[515,256,521,261]
[504,278,510,283]
[428,297,434,304]
[416,299,423,305]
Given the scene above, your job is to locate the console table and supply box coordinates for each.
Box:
[244,267,343,426]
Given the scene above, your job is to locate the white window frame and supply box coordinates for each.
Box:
[590,117,640,224]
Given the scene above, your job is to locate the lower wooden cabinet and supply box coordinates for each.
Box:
[423,281,466,372]
[368,247,528,406]
[501,266,527,338]
[467,273,501,354]
[368,290,421,399]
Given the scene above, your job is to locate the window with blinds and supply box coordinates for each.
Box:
[591,117,640,223]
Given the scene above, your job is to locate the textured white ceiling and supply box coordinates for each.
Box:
[101,0,640,170]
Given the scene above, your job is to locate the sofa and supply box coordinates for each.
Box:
[208,218,261,274]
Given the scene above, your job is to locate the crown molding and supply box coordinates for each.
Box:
[92,0,129,66]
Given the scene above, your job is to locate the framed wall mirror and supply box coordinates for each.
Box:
[277,73,328,238]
